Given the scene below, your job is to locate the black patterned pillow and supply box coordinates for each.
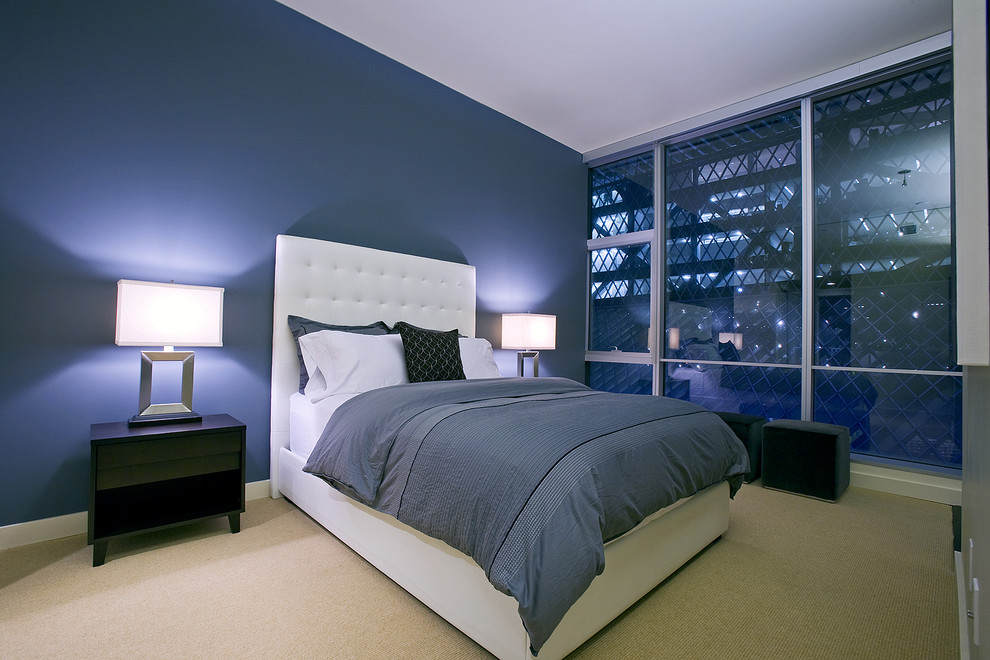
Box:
[394,321,466,383]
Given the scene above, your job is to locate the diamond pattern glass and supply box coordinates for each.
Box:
[588,362,653,395]
[589,243,651,352]
[813,60,959,468]
[586,58,959,470]
[813,61,954,372]
[590,153,654,239]
[815,370,961,467]
[665,109,802,368]
[665,362,801,421]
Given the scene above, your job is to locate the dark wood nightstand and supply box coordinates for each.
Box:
[88,414,246,566]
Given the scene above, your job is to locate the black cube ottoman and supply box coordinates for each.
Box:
[762,419,850,501]
[714,411,765,483]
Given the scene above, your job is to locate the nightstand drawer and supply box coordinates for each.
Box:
[96,432,241,469]
[95,451,241,489]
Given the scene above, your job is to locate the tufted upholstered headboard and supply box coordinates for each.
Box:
[269,235,476,497]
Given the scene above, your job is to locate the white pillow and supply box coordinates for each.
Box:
[459,337,502,379]
[298,331,408,401]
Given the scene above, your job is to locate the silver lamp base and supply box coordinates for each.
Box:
[516,350,540,377]
[128,410,202,427]
[128,350,202,427]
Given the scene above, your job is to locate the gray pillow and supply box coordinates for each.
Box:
[288,315,390,392]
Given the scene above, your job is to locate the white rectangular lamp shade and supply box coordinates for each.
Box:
[501,313,556,350]
[115,280,224,347]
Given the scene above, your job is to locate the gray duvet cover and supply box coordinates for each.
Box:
[304,377,748,654]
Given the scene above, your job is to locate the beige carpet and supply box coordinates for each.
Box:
[0,484,958,659]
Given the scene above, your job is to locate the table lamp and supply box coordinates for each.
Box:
[501,313,556,377]
[115,279,224,426]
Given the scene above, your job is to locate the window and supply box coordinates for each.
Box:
[590,244,651,352]
[587,153,655,394]
[589,153,654,239]
[586,54,960,470]
[811,61,960,467]
[663,109,803,420]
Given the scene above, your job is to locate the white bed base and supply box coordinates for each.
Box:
[270,235,730,660]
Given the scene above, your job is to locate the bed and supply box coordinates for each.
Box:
[269,234,746,659]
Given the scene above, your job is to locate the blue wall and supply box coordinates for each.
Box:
[0,1,587,527]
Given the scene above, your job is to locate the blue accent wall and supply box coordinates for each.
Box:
[0,1,587,526]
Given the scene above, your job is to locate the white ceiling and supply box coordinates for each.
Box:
[277,0,952,155]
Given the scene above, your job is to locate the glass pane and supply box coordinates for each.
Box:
[665,109,802,365]
[665,362,800,420]
[813,61,954,372]
[589,153,654,239]
[589,243,651,352]
[814,370,961,468]
[588,362,652,395]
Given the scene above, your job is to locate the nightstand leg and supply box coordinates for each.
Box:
[228,513,240,534]
[93,541,108,567]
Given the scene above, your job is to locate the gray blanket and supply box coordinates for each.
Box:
[304,377,749,654]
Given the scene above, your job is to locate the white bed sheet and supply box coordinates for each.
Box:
[288,391,356,459]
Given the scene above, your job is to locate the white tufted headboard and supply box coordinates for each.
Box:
[269,235,476,497]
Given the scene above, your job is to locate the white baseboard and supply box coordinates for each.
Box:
[0,510,89,552]
[850,462,961,505]
[245,479,272,501]
[0,479,272,552]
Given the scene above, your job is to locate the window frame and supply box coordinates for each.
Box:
[586,163,661,393]
[585,45,961,473]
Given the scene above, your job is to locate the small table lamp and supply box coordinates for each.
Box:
[115,279,224,426]
[501,313,556,377]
